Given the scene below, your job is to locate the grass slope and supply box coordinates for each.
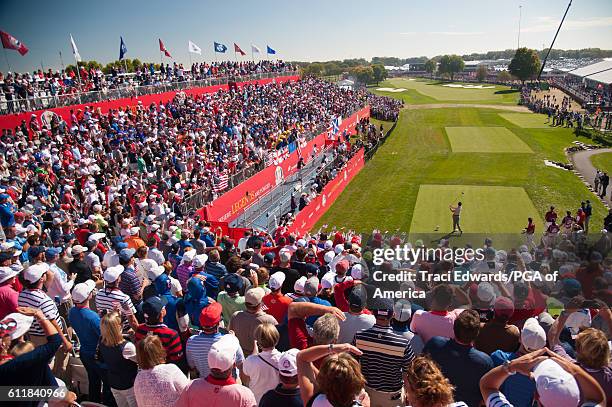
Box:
[499,113,554,128]
[315,107,607,234]
[445,126,533,153]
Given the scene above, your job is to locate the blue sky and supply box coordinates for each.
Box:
[1,0,611,72]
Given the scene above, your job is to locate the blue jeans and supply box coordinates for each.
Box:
[80,354,116,406]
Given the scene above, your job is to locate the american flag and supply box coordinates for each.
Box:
[213,171,229,192]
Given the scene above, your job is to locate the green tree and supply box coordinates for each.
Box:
[352,66,374,85]
[476,65,488,82]
[497,70,512,82]
[438,55,464,81]
[371,64,387,85]
[508,47,541,84]
[424,59,436,78]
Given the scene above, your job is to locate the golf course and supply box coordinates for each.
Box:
[315,78,609,243]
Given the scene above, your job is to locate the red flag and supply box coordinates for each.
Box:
[158,38,171,58]
[234,43,246,56]
[0,30,28,56]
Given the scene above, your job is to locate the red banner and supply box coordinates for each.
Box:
[0,75,300,129]
[287,148,365,234]
[199,106,370,223]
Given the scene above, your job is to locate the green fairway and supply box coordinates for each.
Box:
[590,151,612,174]
[499,113,552,128]
[315,106,608,235]
[409,185,540,234]
[445,126,533,153]
[370,78,520,105]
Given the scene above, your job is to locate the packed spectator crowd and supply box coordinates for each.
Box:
[0,165,611,406]
[1,60,296,114]
[367,94,403,121]
[551,75,612,109]
[0,76,369,222]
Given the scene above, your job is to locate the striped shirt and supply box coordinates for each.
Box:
[353,324,414,392]
[186,331,245,377]
[486,392,595,407]
[118,267,142,303]
[17,289,63,336]
[135,324,183,363]
[95,287,137,316]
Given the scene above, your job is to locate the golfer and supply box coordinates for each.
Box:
[449,202,463,234]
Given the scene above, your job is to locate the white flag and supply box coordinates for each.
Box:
[70,34,82,62]
[251,44,261,54]
[188,40,201,55]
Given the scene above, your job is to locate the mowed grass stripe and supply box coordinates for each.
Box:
[499,113,552,128]
[445,126,533,153]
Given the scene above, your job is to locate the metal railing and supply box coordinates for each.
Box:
[364,120,397,161]
[0,70,297,115]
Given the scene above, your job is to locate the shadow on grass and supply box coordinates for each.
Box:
[495,89,520,95]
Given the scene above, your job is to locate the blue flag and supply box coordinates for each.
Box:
[214,42,227,53]
[119,36,127,60]
[266,45,276,55]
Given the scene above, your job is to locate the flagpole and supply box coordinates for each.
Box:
[59,51,65,71]
[2,48,11,72]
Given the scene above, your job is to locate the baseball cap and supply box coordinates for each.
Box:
[104,265,124,283]
[208,334,240,372]
[350,264,363,280]
[521,317,546,351]
[477,282,496,305]
[28,246,46,259]
[147,263,165,281]
[279,249,291,263]
[269,272,286,290]
[182,250,196,263]
[72,280,96,303]
[263,252,275,264]
[116,242,128,251]
[23,263,50,283]
[223,273,244,294]
[278,348,299,377]
[0,252,13,263]
[304,277,319,297]
[323,251,335,264]
[532,359,580,407]
[294,276,307,294]
[0,266,20,284]
[494,296,515,319]
[0,313,34,340]
[245,287,266,306]
[71,245,88,255]
[45,247,61,259]
[321,272,335,289]
[199,302,222,327]
[348,285,367,309]
[393,299,412,322]
[324,240,333,250]
[142,295,168,322]
[119,248,136,262]
[193,254,208,268]
[335,260,349,274]
[368,297,394,318]
[88,232,106,242]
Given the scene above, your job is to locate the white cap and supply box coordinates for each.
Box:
[71,245,88,255]
[150,224,160,231]
[351,264,363,280]
[245,287,266,306]
[321,272,335,289]
[278,348,299,376]
[279,249,291,263]
[72,280,96,303]
[324,251,335,264]
[23,263,49,283]
[207,334,240,372]
[0,313,34,340]
[88,232,106,242]
[193,254,208,268]
[521,317,546,352]
[393,299,412,322]
[130,226,140,236]
[141,259,165,281]
[104,265,124,283]
[324,240,333,250]
[182,250,196,263]
[294,276,307,294]
[296,239,306,247]
[0,266,19,284]
[477,282,496,305]
[269,272,286,290]
[532,359,580,407]
[334,244,344,254]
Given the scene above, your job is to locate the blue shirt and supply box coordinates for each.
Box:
[424,337,493,407]
[491,350,536,407]
[0,202,15,227]
[68,306,101,357]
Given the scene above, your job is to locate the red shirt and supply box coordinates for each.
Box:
[0,282,19,319]
[262,291,292,323]
[135,323,184,362]
[288,317,311,350]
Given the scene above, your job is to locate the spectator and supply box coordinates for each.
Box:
[404,355,468,407]
[229,287,277,356]
[475,297,520,355]
[337,285,375,344]
[391,299,424,355]
[242,323,282,403]
[410,284,465,343]
[259,348,302,407]
[263,271,292,324]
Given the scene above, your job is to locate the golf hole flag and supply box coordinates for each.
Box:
[234,43,246,56]
[214,42,227,53]
[0,30,28,56]
[266,45,276,55]
[188,40,202,55]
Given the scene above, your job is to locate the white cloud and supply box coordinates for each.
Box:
[522,16,612,33]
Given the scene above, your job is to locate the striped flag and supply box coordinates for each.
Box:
[213,171,229,192]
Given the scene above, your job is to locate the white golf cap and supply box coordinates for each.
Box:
[72,280,96,303]
[88,233,106,242]
[104,265,124,283]
[294,276,307,294]
[269,271,286,290]
[182,250,196,262]
[278,348,299,377]
[351,264,363,280]
[130,227,140,235]
[324,251,335,264]
[193,254,208,268]
[23,263,50,283]
[0,313,34,340]
[0,266,20,284]
[532,359,580,407]
[207,333,240,372]
[521,317,546,352]
[321,272,335,289]
[71,245,88,255]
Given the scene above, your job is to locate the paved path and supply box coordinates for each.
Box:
[404,103,530,112]
[570,148,612,208]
